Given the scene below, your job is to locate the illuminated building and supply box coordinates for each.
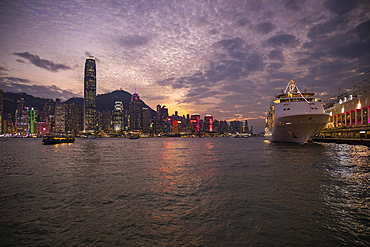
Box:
[15,98,30,135]
[167,117,171,134]
[30,107,36,134]
[142,107,151,132]
[54,99,66,133]
[230,121,243,133]
[129,89,142,130]
[113,101,124,132]
[66,103,83,135]
[213,120,229,134]
[204,115,213,132]
[155,104,168,134]
[84,57,96,133]
[0,88,3,134]
[244,120,249,133]
[3,113,15,134]
[42,99,55,122]
[190,114,200,133]
[101,110,112,132]
[172,120,181,134]
[317,75,370,140]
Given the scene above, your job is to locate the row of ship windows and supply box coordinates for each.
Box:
[283,107,318,111]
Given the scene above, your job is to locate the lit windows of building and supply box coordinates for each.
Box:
[113,101,124,132]
[142,107,151,132]
[204,115,213,132]
[129,89,142,131]
[190,114,200,133]
[54,99,66,133]
[15,98,30,135]
[84,57,96,133]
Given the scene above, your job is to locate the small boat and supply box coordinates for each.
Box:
[129,135,139,139]
[234,133,249,138]
[42,135,75,145]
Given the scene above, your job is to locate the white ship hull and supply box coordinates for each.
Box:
[265,114,329,143]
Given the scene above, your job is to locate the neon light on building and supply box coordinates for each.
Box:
[30,107,35,134]
[204,115,213,132]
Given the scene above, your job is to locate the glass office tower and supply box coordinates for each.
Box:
[84,57,96,133]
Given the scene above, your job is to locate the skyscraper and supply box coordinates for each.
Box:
[84,57,96,133]
[113,101,124,132]
[204,115,213,132]
[54,99,66,133]
[129,89,142,131]
[190,114,200,133]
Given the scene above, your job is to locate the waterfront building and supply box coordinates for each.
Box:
[171,120,181,134]
[113,101,124,132]
[155,105,168,134]
[3,112,15,134]
[15,98,30,135]
[30,107,36,134]
[229,121,243,133]
[244,120,249,134]
[66,103,83,135]
[129,89,142,131]
[84,57,96,133]
[204,115,213,132]
[41,99,55,122]
[190,114,200,134]
[317,76,370,140]
[101,110,112,132]
[54,99,66,133]
[142,107,151,132]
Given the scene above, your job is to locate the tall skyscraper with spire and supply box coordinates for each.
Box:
[84,57,96,133]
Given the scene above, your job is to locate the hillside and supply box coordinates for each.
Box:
[2,90,156,116]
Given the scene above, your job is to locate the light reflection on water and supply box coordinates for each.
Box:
[0,138,369,246]
[321,144,370,246]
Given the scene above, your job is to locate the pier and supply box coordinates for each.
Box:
[312,72,370,146]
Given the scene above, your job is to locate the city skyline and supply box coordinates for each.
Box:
[1,0,370,133]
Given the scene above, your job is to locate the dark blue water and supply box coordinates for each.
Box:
[0,137,369,246]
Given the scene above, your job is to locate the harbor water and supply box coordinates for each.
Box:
[1,137,369,246]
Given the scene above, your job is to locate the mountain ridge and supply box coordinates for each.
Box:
[2,90,156,117]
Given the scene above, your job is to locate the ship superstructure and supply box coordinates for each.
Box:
[265,79,329,143]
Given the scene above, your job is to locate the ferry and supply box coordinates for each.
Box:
[265,79,329,143]
[42,135,75,145]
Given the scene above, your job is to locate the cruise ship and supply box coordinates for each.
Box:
[265,79,329,143]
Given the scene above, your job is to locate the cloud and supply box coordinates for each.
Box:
[0,66,10,76]
[268,63,284,70]
[235,18,250,27]
[307,17,346,39]
[284,0,304,11]
[0,76,79,100]
[328,40,370,59]
[268,50,284,61]
[352,19,370,41]
[265,33,300,47]
[119,35,151,48]
[213,38,246,52]
[15,59,26,63]
[13,52,71,72]
[324,0,359,16]
[254,22,276,34]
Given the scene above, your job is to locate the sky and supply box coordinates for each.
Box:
[1,0,370,133]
